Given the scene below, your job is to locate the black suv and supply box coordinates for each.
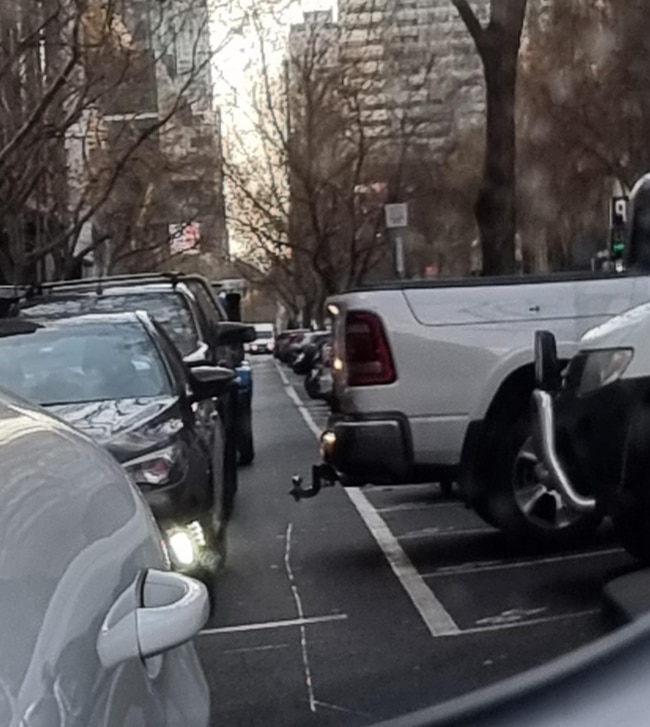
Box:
[0,312,235,582]
[10,274,255,506]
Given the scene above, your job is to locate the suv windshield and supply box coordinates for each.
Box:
[0,322,171,405]
[21,291,200,357]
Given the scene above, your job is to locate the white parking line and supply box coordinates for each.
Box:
[375,501,466,514]
[422,547,627,578]
[200,613,348,636]
[275,360,461,638]
[398,526,495,541]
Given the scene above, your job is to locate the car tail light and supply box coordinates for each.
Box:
[345,311,396,386]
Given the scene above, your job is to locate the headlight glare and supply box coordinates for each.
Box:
[578,348,633,394]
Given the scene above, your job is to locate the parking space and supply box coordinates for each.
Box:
[198,357,638,725]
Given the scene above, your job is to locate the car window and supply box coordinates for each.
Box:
[21,291,200,357]
[187,280,226,323]
[0,322,172,404]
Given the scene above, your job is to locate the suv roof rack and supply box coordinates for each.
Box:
[20,272,215,298]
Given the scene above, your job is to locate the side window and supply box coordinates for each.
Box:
[152,322,191,393]
[189,281,226,323]
[186,293,213,349]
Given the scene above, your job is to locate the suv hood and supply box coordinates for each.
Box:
[45,395,182,463]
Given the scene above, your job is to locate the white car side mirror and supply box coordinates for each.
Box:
[97,570,209,669]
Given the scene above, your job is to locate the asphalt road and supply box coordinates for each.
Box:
[196,357,638,726]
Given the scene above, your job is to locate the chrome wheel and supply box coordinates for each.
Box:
[512,437,583,531]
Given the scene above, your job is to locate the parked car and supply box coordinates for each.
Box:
[304,338,333,403]
[250,322,275,354]
[0,387,210,726]
[293,175,650,548]
[0,312,235,581]
[291,331,331,374]
[275,328,310,363]
[12,273,255,474]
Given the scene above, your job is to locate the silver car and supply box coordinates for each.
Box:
[0,389,210,726]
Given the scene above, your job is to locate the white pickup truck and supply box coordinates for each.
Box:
[290,174,650,548]
[305,272,650,547]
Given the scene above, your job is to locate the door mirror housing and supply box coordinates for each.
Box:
[534,330,562,391]
[189,365,236,401]
[216,322,256,346]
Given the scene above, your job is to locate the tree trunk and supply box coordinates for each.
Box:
[477,43,518,275]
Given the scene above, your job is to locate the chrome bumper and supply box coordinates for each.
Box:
[532,389,596,513]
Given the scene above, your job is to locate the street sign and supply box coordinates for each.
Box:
[384,203,408,229]
[169,222,201,255]
[611,196,628,227]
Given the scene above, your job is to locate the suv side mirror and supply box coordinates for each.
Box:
[189,366,236,401]
[216,322,255,346]
[534,330,561,391]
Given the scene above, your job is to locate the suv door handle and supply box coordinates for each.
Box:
[97,570,209,669]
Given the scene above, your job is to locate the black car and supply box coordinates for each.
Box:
[12,273,255,481]
[0,312,235,579]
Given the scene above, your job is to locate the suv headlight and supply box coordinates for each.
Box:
[578,348,633,395]
[124,443,185,487]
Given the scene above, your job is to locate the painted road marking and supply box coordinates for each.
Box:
[284,522,317,712]
[375,501,465,514]
[458,609,600,636]
[422,547,626,578]
[398,526,495,541]
[200,613,348,636]
[276,360,461,638]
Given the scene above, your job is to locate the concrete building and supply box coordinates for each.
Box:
[337,0,489,150]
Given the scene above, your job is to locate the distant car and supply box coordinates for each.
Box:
[289,330,331,369]
[275,328,310,363]
[250,322,275,354]
[0,387,210,725]
[0,313,235,580]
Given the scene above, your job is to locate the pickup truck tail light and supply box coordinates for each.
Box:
[345,311,396,386]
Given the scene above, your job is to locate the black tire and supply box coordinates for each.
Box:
[238,402,255,465]
[614,404,650,562]
[482,397,602,550]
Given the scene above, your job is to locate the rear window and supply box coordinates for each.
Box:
[21,291,200,357]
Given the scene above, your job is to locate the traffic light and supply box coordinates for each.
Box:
[612,227,626,259]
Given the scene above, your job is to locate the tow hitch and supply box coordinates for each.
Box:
[290,464,337,501]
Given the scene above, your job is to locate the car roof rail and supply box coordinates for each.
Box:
[20,271,209,296]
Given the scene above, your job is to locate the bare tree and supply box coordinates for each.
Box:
[451,0,528,275]
[0,0,237,284]
[225,0,442,317]
[517,0,650,271]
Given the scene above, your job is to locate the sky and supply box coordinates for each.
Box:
[210,0,335,117]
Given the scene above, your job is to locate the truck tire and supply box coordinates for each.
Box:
[614,404,650,562]
[483,399,602,550]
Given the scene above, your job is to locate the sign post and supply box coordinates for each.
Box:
[610,195,628,261]
[385,203,408,279]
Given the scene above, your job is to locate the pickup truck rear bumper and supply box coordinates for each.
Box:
[321,413,412,485]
